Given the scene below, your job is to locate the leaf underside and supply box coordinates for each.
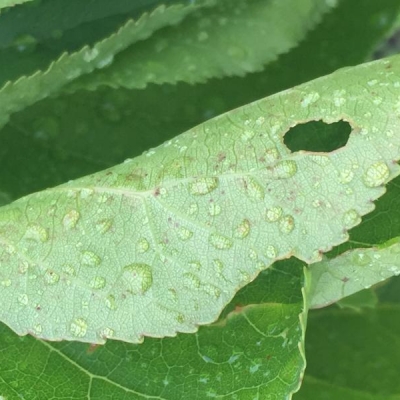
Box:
[1,55,400,344]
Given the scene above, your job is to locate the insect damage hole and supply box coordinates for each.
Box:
[283,120,351,153]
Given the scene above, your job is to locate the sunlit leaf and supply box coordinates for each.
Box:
[1,55,400,343]
[65,0,334,92]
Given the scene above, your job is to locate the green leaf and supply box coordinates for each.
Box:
[2,55,400,343]
[0,261,307,399]
[294,306,400,400]
[0,0,182,47]
[0,0,33,10]
[309,239,400,309]
[65,0,334,92]
[0,1,213,128]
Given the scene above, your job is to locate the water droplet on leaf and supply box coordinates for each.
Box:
[70,318,88,338]
[209,233,233,250]
[137,238,150,253]
[89,276,106,290]
[81,251,101,267]
[234,219,250,239]
[177,227,193,241]
[122,263,153,294]
[190,177,219,195]
[363,161,390,187]
[25,225,49,242]
[265,206,283,222]
[44,270,60,285]
[62,210,80,229]
[278,215,295,234]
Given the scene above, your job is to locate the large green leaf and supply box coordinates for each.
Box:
[0,261,307,400]
[294,306,400,400]
[0,1,213,128]
[0,0,33,10]
[65,0,334,92]
[1,55,400,343]
[308,238,400,309]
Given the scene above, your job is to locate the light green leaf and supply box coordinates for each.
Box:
[309,239,400,309]
[294,305,400,400]
[0,1,213,128]
[0,261,307,399]
[2,55,400,344]
[64,0,335,92]
[0,0,33,10]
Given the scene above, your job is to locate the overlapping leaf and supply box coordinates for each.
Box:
[0,262,307,399]
[295,305,400,400]
[65,0,335,92]
[308,239,400,309]
[0,1,215,128]
[1,55,400,344]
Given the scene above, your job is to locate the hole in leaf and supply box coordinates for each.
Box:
[283,120,351,152]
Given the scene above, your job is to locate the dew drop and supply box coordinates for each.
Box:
[342,209,361,227]
[248,249,258,261]
[352,252,371,266]
[241,130,255,141]
[80,188,94,199]
[190,177,219,195]
[105,294,117,310]
[70,318,88,338]
[176,313,185,323]
[99,327,115,338]
[12,34,37,53]
[243,177,264,200]
[18,293,29,306]
[209,233,233,250]
[301,92,320,107]
[81,251,101,267]
[338,169,354,184]
[264,147,279,162]
[208,203,221,216]
[203,283,221,299]
[25,225,48,242]
[177,227,193,241]
[33,324,42,334]
[89,276,106,290]
[265,206,283,222]
[188,203,199,215]
[96,54,114,69]
[278,215,295,234]
[184,272,201,289]
[83,48,99,62]
[95,218,113,234]
[310,155,330,166]
[265,245,277,259]
[274,160,297,178]
[213,259,224,272]
[122,263,153,294]
[234,219,250,239]
[62,264,76,276]
[44,270,60,285]
[62,210,80,229]
[188,261,201,270]
[137,238,150,253]
[363,161,390,187]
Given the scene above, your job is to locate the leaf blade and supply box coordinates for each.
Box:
[2,55,400,343]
